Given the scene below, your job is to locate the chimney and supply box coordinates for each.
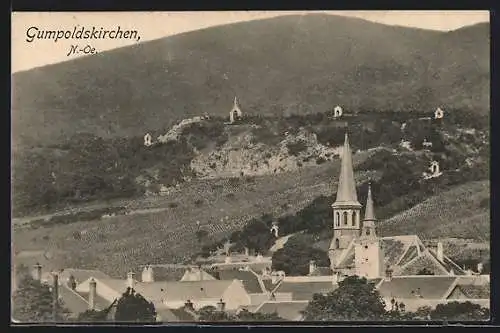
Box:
[216,299,226,312]
[68,275,77,290]
[142,265,154,283]
[385,266,393,281]
[52,273,59,322]
[32,263,42,281]
[309,260,317,275]
[437,242,444,262]
[184,300,195,311]
[477,262,484,274]
[88,278,97,310]
[244,247,249,256]
[127,271,135,289]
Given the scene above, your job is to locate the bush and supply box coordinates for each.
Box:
[286,140,308,156]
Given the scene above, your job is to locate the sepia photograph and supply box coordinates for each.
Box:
[11,10,490,324]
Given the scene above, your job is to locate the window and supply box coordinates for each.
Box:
[343,212,348,225]
[364,245,369,249]
[366,229,371,236]
[335,238,340,249]
[352,211,356,226]
[336,212,340,227]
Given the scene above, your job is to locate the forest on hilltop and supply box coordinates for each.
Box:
[12,15,489,148]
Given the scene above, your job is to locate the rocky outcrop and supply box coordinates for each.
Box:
[190,127,340,178]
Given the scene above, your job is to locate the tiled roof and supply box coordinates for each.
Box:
[310,266,332,276]
[142,267,186,281]
[456,285,490,299]
[42,268,111,285]
[397,251,449,276]
[274,281,336,301]
[78,292,114,311]
[211,262,271,272]
[428,249,466,275]
[262,279,279,293]
[377,276,456,299]
[398,245,419,267]
[58,285,91,317]
[180,268,216,282]
[337,251,355,269]
[256,301,308,321]
[216,269,263,294]
[381,237,410,267]
[97,278,236,303]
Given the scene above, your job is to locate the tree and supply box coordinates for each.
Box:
[236,309,283,321]
[302,276,386,321]
[429,301,490,321]
[77,299,117,323]
[114,287,157,323]
[272,236,329,276]
[12,273,70,323]
[197,306,234,321]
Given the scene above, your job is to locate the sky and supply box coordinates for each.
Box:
[11,11,489,73]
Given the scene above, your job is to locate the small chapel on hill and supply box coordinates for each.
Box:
[327,133,467,280]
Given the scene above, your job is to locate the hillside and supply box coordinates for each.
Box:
[12,14,489,148]
[12,156,376,277]
[378,180,489,240]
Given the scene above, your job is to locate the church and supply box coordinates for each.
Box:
[328,133,468,280]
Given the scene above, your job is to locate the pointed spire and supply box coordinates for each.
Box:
[334,133,361,206]
[364,182,376,222]
[233,96,239,108]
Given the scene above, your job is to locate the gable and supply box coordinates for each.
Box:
[397,251,449,276]
[58,285,91,317]
[216,269,263,294]
[455,285,490,299]
[397,245,419,267]
[381,238,408,267]
[447,286,468,300]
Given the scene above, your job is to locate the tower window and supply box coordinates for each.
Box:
[352,212,356,226]
[335,238,340,249]
[343,212,348,225]
[366,229,371,236]
[336,212,340,227]
[365,245,369,249]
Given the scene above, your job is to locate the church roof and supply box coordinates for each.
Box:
[333,133,361,207]
[364,184,376,222]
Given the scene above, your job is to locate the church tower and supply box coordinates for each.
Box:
[354,183,385,279]
[329,133,362,269]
